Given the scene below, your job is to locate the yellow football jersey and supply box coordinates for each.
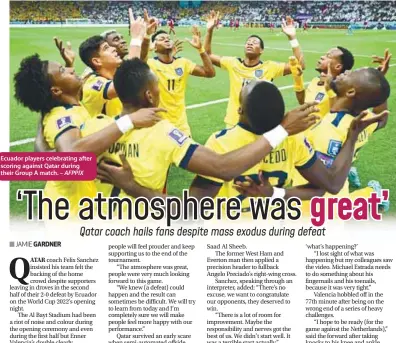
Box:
[81,115,198,200]
[304,77,337,119]
[220,57,285,126]
[147,57,197,136]
[199,124,315,213]
[81,73,122,118]
[293,111,378,196]
[42,105,96,217]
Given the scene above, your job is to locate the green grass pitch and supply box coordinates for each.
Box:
[9,27,396,217]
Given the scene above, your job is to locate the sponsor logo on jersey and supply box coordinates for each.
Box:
[168,128,188,146]
[328,139,342,157]
[175,68,183,76]
[92,79,104,91]
[315,92,325,101]
[56,116,72,129]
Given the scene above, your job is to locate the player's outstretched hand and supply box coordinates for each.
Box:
[281,16,297,40]
[281,101,320,135]
[172,39,183,57]
[129,8,147,39]
[128,108,166,128]
[348,110,390,140]
[54,37,76,68]
[185,25,202,50]
[372,49,392,75]
[97,155,134,190]
[206,10,219,31]
[233,172,274,198]
[143,8,157,36]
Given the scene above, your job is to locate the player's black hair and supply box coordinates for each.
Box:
[245,81,285,134]
[151,30,168,43]
[14,54,59,116]
[364,68,390,108]
[114,58,153,106]
[79,35,105,70]
[247,35,264,49]
[337,46,354,73]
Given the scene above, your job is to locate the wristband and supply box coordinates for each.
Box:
[116,115,134,134]
[271,187,286,199]
[293,75,305,92]
[326,88,337,98]
[130,39,143,47]
[198,47,205,54]
[263,125,288,148]
[289,39,299,48]
[144,34,151,40]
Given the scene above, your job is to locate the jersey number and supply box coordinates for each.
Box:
[167,79,175,91]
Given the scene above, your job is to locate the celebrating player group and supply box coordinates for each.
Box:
[13,7,392,218]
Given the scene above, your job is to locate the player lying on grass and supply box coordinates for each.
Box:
[236,68,390,205]
[204,12,305,127]
[144,24,216,136]
[92,59,319,201]
[14,55,163,216]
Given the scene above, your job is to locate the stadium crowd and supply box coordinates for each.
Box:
[10,1,396,24]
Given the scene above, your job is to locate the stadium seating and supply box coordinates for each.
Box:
[10,1,396,25]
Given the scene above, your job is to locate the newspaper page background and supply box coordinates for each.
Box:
[3,1,396,343]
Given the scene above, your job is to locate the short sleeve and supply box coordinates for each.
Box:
[184,58,197,75]
[158,121,199,169]
[269,61,286,79]
[294,134,318,170]
[82,76,111,114]
[43,111,80,149]
[220,56,235,70]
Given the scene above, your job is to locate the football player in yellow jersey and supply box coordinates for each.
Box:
[292,48,391,190]
[187,80,383,213]
[204,12,305,127]
[294,46,355,118]
[239,68,390,204]
[91,59,320,202]
[146,27,215,136]
[14,54,163,217]
[79,9,148,117]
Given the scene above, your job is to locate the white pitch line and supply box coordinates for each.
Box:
[10,83,300,147]
[10,137,35,147]
[213,42,374,58]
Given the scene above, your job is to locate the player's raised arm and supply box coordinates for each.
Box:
[281,16,305,75]
[186,26,215,78]
[289,56,306,105]
[204,10,221,67]
[127,8,147,60]
[54,37,76,68]
[185,102,319,181]
[55,108,164,155]
[141,8,158,62]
